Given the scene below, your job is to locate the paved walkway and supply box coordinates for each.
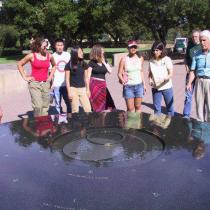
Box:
[0,59,196,123]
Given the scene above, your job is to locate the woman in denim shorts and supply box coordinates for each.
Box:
[118,40,146,112]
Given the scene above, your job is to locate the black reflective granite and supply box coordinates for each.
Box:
[0,111,210,210]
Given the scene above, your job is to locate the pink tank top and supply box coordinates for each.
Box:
[31,53,50,81]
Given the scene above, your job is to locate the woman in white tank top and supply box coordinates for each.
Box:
[118,40,146,112]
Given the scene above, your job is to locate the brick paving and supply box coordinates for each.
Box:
[0,59,196,123]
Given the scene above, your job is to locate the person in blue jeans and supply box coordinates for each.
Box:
[183,29,201,118]
[148,41,174,116]
[52,38,71,114]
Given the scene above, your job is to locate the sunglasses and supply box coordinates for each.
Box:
[128,45,137,49]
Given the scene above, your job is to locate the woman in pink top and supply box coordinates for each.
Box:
[18,38,56,116]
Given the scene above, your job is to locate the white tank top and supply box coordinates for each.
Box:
[125,55,142,85]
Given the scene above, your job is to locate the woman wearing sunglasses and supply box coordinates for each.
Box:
[118,40,146,112]
[148,41,174,116]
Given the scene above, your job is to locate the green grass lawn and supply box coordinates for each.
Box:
[0,55,22,64]
[0,48,149,64]
[83,48,128,54]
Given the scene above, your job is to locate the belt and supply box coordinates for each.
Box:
[198,76,210,79]
[35,80,47,83]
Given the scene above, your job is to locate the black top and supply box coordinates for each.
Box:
[88,60,108,80]
[65,61,88,88]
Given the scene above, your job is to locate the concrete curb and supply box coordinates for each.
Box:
[0,70,28,95]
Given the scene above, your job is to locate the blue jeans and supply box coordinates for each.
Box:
[123,83,144,99]
[53,86,71,114]
[183,73,195,118]
[152,87,174,116]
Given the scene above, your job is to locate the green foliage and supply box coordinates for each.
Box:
[1,0,210,47]
[2,0,78,48]
[0,25,20,55]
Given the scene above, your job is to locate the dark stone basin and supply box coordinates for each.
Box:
[0,111,210,210]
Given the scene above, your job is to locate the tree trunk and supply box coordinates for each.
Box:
[19,35,25,51]
[150,26,159,41]
[157,28,167,46]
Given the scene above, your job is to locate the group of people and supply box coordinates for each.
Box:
[17,38,115,117]
[118,40,174,116]
[119,29,210,122]
[13,29,210,123]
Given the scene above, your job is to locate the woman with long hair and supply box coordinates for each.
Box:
[148,41,174,116]
[65,46,91,113]
[18,38,56,117]
[87,44,115,112]
[118,40,146,112]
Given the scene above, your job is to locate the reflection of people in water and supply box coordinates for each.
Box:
[188,120,210,159]
[89,111,126,129]
[125,112,143,130]
[149,114,171,129]
[23,115,57,138]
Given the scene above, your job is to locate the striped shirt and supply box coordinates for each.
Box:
[191,50,210,77]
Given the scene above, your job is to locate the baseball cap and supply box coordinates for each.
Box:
[127,40,138,47]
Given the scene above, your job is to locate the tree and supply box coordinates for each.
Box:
[184,0,209,31]
[3,0,78,49]
[120,0,209,44]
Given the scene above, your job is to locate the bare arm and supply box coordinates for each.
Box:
[148,64,154,86]
[65,70,72,100]
[84,68,91,97]
[86,67,92,97]
[140,56,146,92]
[118,57,126,85]
[47,55,56,82]
[17,53,34,82]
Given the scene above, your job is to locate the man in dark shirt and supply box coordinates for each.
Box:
[183,29,201,118]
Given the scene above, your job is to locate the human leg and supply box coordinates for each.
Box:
[152,88,162,115]
[195,79,205,122]
[53,86,62,114]
[162,87,174,116]
[183,74,195,118]
[41,81,50,116]
[78,87,92,112]
[28,81,43,116]
[60,86,72,113]
[70,87,80,113]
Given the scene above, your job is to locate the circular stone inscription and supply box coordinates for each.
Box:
[61,128,164,166]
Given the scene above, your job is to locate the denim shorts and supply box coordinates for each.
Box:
[123,83,144,99]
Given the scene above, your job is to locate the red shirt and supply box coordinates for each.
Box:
[31,53,50,81]
[35,116,56,136]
